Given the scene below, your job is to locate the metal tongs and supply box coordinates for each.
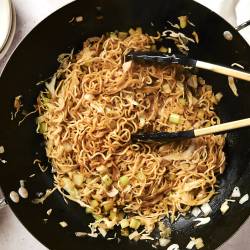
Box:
[126,51,250,82]
[132,118,250,143]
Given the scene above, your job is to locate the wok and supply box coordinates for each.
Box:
[0,0,250,249]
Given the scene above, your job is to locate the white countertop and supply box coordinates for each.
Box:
[0,0,250,249]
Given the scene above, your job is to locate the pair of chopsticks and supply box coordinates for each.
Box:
[126,51,250,143]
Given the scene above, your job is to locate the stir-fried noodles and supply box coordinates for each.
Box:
[36,28,225,239]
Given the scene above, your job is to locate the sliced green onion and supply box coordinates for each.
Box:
[62,177,74,195]
[130,218,141,229]
[215,92,223,102]
[93,214,103,221]
[151,45,157,51]
[90,200,99,208]
[136,172,145,182]
[120,219,129,229]
[178,16,188,29]
[118,32,128,39]
[197,110,204,119]
[102,174,112,187]
[205,121,211,127]
[109,210,117,221]
[128,28,135,35]
[159,46,168,53]
[103,201,113,212]
[38,122,47,134]
[119,176,129,187]
[162,83,171,94]
[85,207,92,214]
[110,32,117,39]
[169,113,180,124]
[135,27,142,34]
[72,173,85,187]
[121,228,129,237]
[179,97,186,106]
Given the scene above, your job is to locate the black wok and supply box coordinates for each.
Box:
[0,0,250,249]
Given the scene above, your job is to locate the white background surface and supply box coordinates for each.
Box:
[0,0,250,249]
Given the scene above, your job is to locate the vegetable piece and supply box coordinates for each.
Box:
[223,31,233,41]
[159,46,168,53]
[59,221,68,228]
[187,75,198,89]
[191,207,201,217]
[129,231,140,241]
[9,191,20,203]
[46,208,52,216]
[18,187,28,199]
[193,217,211,227]
[119,176,129,187]
[159,221,171,238]
[151,45,157,51]
[32,188,56,204]
[93,214,103,221]
[103,200,113,212]
[135,27,142,34]
[86,207,93,214]
[231,186,241,198]
[0,146,5,154]
[220,201,229,215]
[130,218,141,229]
[169,113,180,124]
[110,32,117,39]
[200,203,212,216]
[118,212,124,221]
[159,238,170,247]
[75,16,83,22]
[98,227,107,237]
[72,173,85,187]
[102,175,113,187]
[84,93,95,101]
[192,31,199,43]
[231,63,244,69]
[239,194,249,204]
[179,97,186,106]
[167,243,180,250]
[103,220,115,230]
[162,83,171,94]
[96,165,106,173]
[140,234,154,240]
[122,61,132,72]
[139,116,146,128]
[90,200,99,208]
[109,210,117,221]
[178,16,188,29]
[121,228,129,237]
[75,232,88,237]
[107,186,119,197]
[186,238,195,249]
[228,76,238,96]
[62,177,75,195]
[197,110,204,119]
[215,92,223,103]
[14,95,23,115]
[45,75,56,97]
[120,219,129,229]
[136,172,145,182]
[195,238,204,249]
[118,32,128,39]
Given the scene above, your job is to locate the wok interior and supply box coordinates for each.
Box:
[0,0,250,249]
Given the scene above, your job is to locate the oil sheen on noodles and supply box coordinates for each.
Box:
[36,28,225,239]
